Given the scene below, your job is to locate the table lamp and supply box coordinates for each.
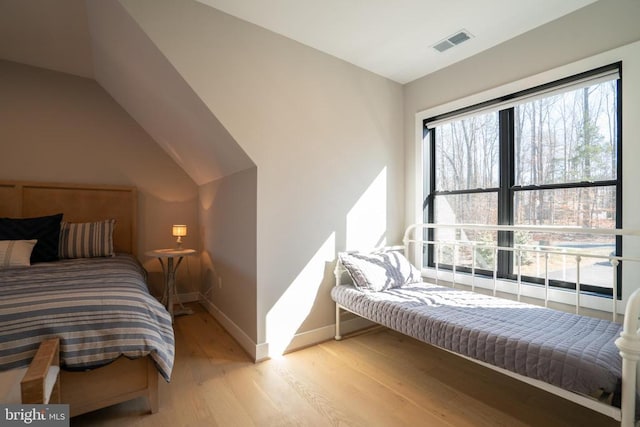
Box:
[172,224,187,249]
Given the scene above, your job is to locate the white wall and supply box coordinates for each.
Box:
[0,59,200,298]
[404,0,640,304]
[199,167,257,345]
[120,0,404,357]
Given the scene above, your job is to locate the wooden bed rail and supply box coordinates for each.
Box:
[21,338,60,404]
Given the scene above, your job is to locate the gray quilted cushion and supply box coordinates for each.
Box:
[331,283,623,401]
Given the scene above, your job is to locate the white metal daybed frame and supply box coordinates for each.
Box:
[333,224,640,427]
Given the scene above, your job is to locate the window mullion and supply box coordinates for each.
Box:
[497,109,514,276]
[426,128,436,267]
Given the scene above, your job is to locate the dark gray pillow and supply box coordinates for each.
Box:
[339,251,422,292]
[0,213,63,263]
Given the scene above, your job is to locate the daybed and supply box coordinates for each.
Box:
[332,224,640,427]
[0,181,174,417]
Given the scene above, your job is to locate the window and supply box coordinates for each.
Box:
[423,63,621,296]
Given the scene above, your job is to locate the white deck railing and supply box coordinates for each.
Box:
[404,223,640,319]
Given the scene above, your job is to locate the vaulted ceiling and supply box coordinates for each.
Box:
[0,0,253,185]
[0,0,602,184]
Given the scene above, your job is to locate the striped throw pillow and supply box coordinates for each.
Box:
[59,220,116,259]
[339,250,422,292]
[0,240,38,269]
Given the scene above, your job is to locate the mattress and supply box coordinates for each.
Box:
[0,254,174,381]
[331,282,623,401]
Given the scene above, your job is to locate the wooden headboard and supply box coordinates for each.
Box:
[0,181,138,255]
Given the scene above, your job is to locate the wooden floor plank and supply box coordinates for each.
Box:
[71,304,619,426]
[275,343,454,427]
[326,331,530,427]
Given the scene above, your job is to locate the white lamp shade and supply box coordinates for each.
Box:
[172,225,187,237]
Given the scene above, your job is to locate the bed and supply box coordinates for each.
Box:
[332,224,640,427]
[0,180,174,417]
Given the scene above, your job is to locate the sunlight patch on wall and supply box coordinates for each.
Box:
[346,167,387,250]
[265,232,336,357]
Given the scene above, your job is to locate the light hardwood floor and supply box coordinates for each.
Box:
[72,304,618,426]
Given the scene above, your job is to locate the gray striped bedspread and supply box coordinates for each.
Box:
[332,282,623,403]
[0,254,174,381]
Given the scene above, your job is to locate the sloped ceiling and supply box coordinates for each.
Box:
[0,0,93,78]
[86,0,254,185]
[0,0,605,183]
[0,0,254,186]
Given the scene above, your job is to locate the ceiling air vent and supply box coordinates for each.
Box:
[432,29,473,53]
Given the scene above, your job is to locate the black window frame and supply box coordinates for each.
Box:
[423,62,623,298]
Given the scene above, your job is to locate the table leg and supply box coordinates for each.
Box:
[157,258,168,306]
[155,255,194,322]
[166,257,175,320]
[172,256,194,317]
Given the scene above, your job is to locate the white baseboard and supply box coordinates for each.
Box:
[255,342,269,362]
[199,294,260,360]
[279,316,375,355]
[199,293,375,361]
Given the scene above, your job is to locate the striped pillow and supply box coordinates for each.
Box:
[339,250,422,292]
[0,240,38,269]
[59,220,116,259]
